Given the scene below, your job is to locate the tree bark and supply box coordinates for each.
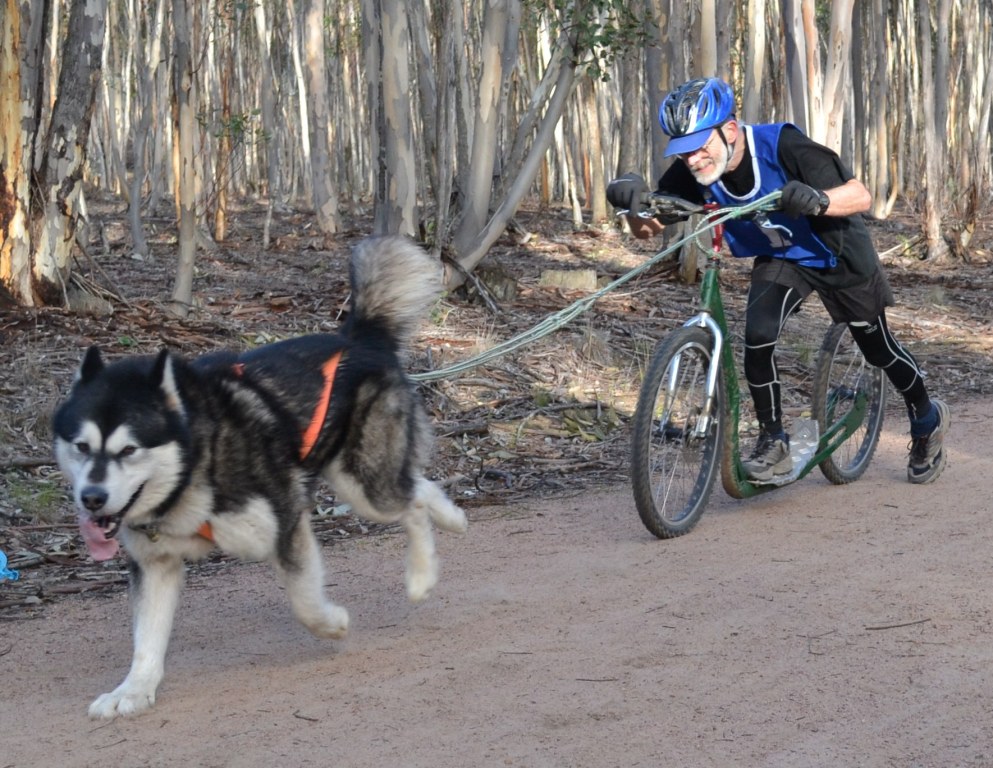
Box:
[741,0,766,123]
[0,0,44,304]
[377,0,416,235]
[821,0,854,153]
[304,0,340,234]
[170,0,197,316]
[31,0,107,306]
[452,0,517,255]
[445,25,577,290]
[916,0,949,261]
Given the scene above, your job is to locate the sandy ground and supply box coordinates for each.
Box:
[3,396,991,768]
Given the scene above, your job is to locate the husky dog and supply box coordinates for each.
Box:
[53,235,468,719]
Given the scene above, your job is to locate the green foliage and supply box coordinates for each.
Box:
[2,471,67,523]
[198,108,268,146]
[524,0,647,82]
[531,387,553,407]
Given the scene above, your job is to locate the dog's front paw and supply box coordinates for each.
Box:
[306,604,350,639]
[406,559,439,603]
[88,685,156,719]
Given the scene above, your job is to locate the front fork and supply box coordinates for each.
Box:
[681,312,725,439]
[681,309,759,499]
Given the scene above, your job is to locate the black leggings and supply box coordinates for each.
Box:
[744,280,931,432]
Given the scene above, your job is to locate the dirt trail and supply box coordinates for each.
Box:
[4,397,992,768]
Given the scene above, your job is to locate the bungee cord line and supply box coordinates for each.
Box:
[411,192,782,383]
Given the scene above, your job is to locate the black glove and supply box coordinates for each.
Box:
[780,180,830,218]
[606,173,651,214]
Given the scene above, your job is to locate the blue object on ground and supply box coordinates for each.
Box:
[0,550,20,581]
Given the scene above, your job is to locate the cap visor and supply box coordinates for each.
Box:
[663,130,712,157]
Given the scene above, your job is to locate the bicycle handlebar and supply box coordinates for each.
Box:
[621,191,784,223]
[635,192,707,219]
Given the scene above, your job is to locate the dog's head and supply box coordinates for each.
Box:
[53,347,190,560]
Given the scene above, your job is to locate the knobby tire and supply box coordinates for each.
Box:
[811,323,886,484]
[631,327,724,538]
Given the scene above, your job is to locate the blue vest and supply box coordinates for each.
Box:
[704,123,836,270]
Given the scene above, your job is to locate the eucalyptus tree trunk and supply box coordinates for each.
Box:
[212,1,234,242]
[444,8,580,289]
[614,24,643,178]
[781,0,808,131]
[253,0,280,243]
[286,0,312,202]
[699,0,717,76]
[916,0,949,261]
[411,0,460,250]
[452,0,520,256]
[304,0,340,234]
[31,0,107,307]
[408,0,440,199]
[741,0,766,123]
[581,78,608,224]
[100,0,128,197]
[777,0,855,152]
[864,0,894,218]
[0,0,44,305]
[819,0,854,153]
[170,0,197,316]
[643,0,673,179]
[128,0,166,257]
[933,0,952,162]
[363,0,416,235]
[957,18,993,253]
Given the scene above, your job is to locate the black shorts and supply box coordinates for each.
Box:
[751,257,895,324]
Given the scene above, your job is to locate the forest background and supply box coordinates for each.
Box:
[1,0,991,313]
[2,0,993,615]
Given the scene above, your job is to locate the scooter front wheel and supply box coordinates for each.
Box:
[631,327,724,538]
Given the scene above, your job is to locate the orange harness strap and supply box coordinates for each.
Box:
[299,349,343,460]
[199,350,343,546]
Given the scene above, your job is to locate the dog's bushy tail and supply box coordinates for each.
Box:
[347,235,441,346]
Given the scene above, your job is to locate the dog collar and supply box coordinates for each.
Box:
[129,520,215,544]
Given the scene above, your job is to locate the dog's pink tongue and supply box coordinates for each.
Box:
[78,513,120,561]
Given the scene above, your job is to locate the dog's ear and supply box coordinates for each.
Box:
[152,349,185,416]
[150,348,171,382]
[77,346,104,384]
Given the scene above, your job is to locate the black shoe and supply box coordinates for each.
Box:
[907,399,950,484]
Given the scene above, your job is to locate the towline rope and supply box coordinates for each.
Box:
[411,192,782,383]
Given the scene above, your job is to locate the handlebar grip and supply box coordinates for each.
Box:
[636,191,656,208]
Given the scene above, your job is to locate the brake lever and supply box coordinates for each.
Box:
[649,193,706,217]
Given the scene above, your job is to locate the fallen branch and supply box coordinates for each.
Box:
[43,579,127,595]
[865,618,932,631]
[1,456,55,470]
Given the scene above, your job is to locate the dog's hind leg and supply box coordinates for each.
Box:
[401,497,440,603]
[276,518,349,639]
[327,468,438,601]
[402,478,467,601]
[89,556,185,719]
[327,465,466,602]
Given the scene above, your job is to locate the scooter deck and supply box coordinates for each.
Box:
[750,418,819,487]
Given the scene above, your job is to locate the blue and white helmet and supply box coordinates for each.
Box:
[658,78,736,157]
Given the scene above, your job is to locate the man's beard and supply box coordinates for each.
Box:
[688,141,730,185]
